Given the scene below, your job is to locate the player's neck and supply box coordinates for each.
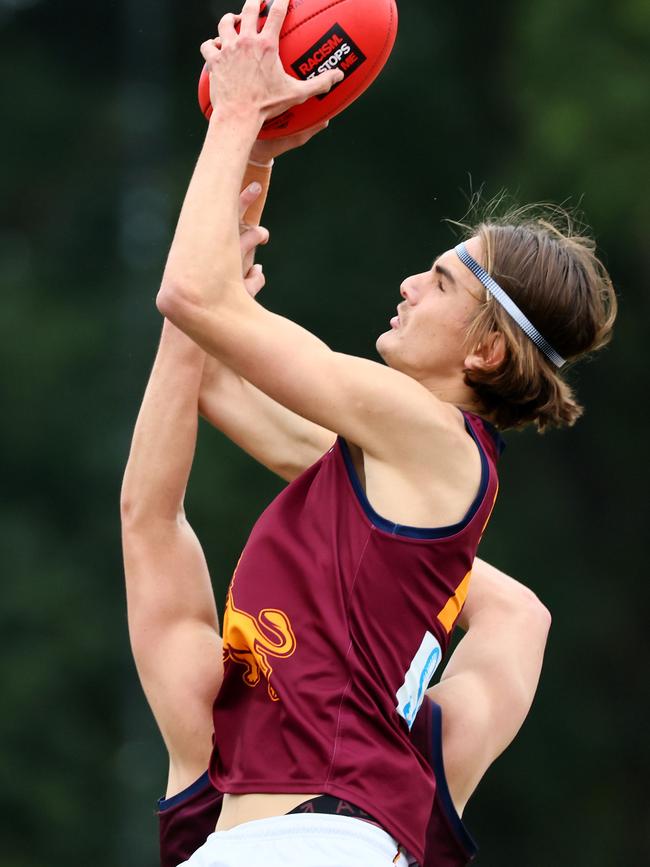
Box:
[419,371,482,416]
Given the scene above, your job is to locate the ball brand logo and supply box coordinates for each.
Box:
[291,24,367,99]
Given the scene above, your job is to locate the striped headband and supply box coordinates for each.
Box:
[455,242,566,368]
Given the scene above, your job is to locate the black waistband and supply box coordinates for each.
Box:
[287,794,383,830]
[289,796,408,864]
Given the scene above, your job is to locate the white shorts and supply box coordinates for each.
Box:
[178,812,411,867]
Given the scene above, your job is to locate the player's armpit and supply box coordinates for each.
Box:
[159,288,467,469]
[426,559,551,815]
[199,357,336,482]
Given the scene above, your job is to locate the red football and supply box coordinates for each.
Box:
[198,0,398,139]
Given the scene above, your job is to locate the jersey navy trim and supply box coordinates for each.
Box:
[157,771,211,812]
[429,701,478,860]
[478,416,507,457]
[338,421,489,540]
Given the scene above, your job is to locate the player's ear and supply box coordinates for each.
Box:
[464,331,506,373]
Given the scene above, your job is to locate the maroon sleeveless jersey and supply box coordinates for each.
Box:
[159,700,477,867]
[210,413,500,863]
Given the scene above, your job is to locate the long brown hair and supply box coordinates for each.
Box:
[457,203,617,431]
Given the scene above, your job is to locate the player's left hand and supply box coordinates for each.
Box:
[200,0,343,125]
[238,182,269,292]
[249,120,330,165]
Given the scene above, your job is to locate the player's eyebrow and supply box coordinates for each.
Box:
[431,259,457,286]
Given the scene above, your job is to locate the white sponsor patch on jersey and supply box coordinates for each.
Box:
[395,631,442,730]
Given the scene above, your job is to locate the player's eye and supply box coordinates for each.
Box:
[437,280,445,293]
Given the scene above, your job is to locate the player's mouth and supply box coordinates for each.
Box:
[390,305,406,329]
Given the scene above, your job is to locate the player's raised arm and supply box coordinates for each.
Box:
[199,125,337,482]
[427,559,552,815]
[121,183,269,797]
[156,3,489,479]
[121,319,219,797]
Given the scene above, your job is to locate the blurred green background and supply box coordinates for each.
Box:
[1,0,648,864]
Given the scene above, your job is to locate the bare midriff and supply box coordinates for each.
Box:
[216,792,322,832]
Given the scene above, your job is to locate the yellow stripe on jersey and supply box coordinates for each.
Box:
[437,570,472,634]
[436,485,498,635]
[481,484,499,536]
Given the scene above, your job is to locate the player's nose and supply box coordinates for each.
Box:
[400,278,418,304]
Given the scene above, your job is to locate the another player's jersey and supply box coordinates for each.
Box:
[158,774,222,867]
[158,699,477,867]
[210,413,501,864]
[410,699,478,865]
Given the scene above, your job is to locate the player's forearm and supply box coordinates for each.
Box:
[120,321,205,528]
[123,156,273,525]
[441,560,551,753]
[199,363,336,481]
[195,157,335,479]
[426,561,551,813]
[158,115,260,321]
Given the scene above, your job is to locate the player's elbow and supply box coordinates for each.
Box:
[504,585,552,650]
[120,480,174,532]
[517,587,552,636]
[156,278,201,329]
[157,275,243,340]
[534,594,552,636]
[119,488,148,532]
[490,572,552,635]
[464,565,553,640]
[119,471,137,525]
[120,490,182,534]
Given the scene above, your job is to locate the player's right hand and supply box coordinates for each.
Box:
[238,183,269,297]
[243,262,266,298]
[201,0,342,125]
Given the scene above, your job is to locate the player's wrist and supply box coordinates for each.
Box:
[208,107,264,143]
[242,161,272,227]
[248,157,274,169]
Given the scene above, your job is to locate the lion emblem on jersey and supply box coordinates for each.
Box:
[222,578,296,702]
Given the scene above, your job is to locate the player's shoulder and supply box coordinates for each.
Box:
[376,388,482,469]
[373,401,490,500]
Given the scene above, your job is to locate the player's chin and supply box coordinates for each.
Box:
[376,329,396,364]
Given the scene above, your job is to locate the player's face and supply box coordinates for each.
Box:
[376,237,486,382]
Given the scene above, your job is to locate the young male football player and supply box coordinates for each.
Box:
[123,169,548,867]
[143,3,614,860]
[122,187,550,867]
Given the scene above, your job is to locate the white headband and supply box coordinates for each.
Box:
[455,243,566,368]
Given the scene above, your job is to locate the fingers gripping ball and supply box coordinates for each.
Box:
[198,0,398,140]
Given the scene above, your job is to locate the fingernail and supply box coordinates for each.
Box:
[249,182,261,194]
